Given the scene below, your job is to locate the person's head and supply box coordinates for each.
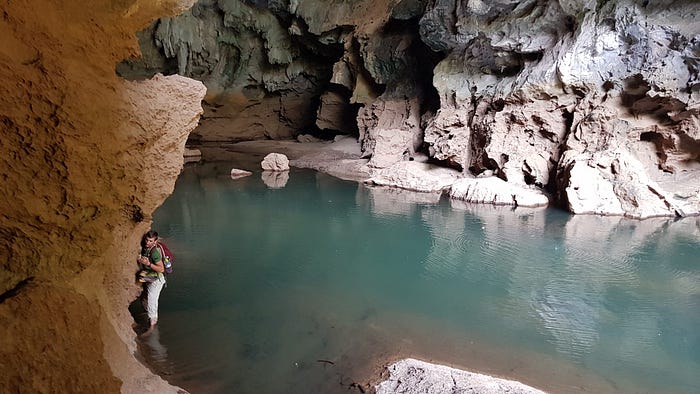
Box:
[143,230,159,248]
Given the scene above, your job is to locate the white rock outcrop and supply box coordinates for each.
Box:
[368,159,460,193]
[450,177,549,207]
[375,358,546,394]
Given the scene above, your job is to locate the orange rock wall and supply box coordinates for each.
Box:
[0,1,204,392]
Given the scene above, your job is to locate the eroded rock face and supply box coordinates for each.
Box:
[118,0,339,141]
[125,0,699,218]
[421,0,700,218]
[0,0,205,392]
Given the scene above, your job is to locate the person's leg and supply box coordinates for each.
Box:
[145,276,166,327]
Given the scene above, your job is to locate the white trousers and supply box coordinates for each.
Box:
[143,276,166,324]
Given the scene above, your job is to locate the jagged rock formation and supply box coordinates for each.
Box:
[124,0,699,218]
[0,0,205,392]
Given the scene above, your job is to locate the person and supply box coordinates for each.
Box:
[137,230,166,333]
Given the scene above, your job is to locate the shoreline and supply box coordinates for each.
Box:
[375,358,547,394]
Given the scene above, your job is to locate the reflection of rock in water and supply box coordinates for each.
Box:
[137,326,171,376]
[531,289,600,358]
[365,184,441,217]
[262,170,289,188]
[184,148,202,163]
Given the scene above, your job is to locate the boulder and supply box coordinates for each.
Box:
[261,153,290,171]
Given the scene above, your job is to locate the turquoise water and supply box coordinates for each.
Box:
[145,162,700,394]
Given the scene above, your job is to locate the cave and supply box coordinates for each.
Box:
[2,0,699,392]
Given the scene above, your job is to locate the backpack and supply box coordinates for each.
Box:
[156,242,174,274]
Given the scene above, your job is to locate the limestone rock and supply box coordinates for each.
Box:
[122,0,700,219]
[0,0,204,392]
[368,159,460,192]
[557,149,688,219]
[297,134,323,143]
[230,168,253,179]
[450,177,550,207]
[375,358,546,394]
[331,58,355,91]
[120,0,333,142]
[261,152,290,171]
[316,89,356,133]
[359,95,423,168]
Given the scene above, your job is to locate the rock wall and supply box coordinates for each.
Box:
[0,1,206,392]
[421,0,700,218]
[127,0,699,218]
[0,0,696,391]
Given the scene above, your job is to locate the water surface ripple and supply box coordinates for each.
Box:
[144,164,700,394]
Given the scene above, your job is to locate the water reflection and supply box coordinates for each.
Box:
[261,171,289,188]
[135,324,173,379]
[364,184,442,217]
[153,165,700,394]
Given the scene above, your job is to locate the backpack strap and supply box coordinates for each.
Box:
[156,244,165,261]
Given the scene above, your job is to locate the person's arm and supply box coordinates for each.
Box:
[148,246,165,273]
[149,258,165,273]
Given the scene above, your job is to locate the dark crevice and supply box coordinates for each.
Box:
[547,109,574,199]
[427,155,463,172]
[0,277,34,304]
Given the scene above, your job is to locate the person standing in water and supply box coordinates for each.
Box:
[138,230,166,332]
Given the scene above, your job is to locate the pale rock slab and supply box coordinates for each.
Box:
[558,146,690,219]
[450,177,550,207]
[230,168,252,179]
[358,95,422,169]
[367,159,460,192]
[375,358,546,394]
[261,152,290,171]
